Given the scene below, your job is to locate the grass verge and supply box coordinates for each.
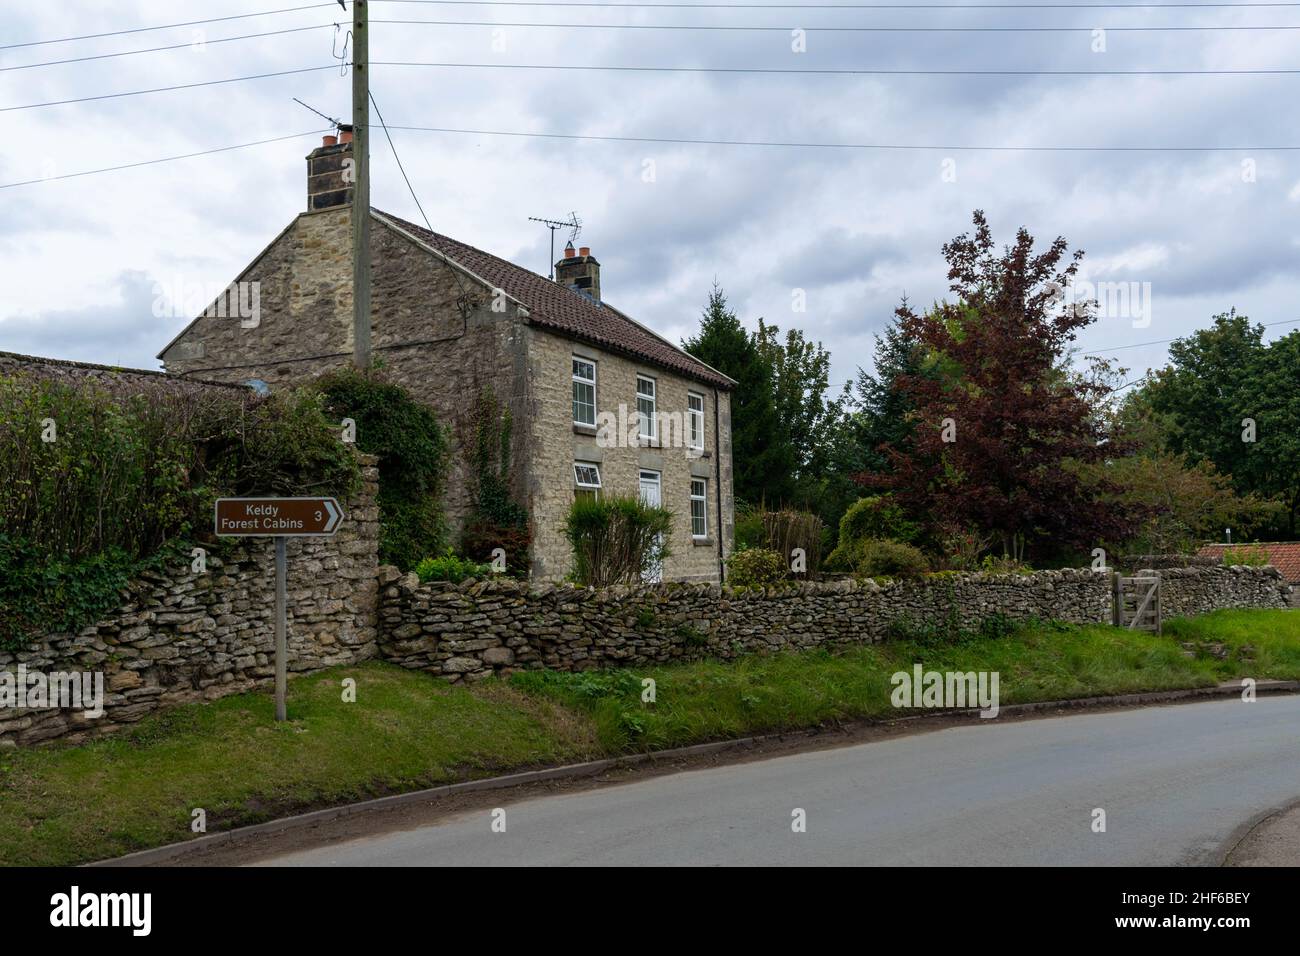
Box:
[0,609,1295,865]
[510,609,1300,752]
[0,661,597,866]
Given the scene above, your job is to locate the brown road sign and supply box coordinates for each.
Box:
[214,497,344,537]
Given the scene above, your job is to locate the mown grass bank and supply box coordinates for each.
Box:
[0,663,597,866]
[512,609,1300,751]
[1,609,1296,866]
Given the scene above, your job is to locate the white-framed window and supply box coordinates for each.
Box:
[572,357,596,426]
[690,478,708,539]
[687,392,705,451]
[574,461,602,501]
[636,375,657,441]
[640,470,664,583]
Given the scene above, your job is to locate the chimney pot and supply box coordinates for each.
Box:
[338,125,354,144]
[322,134,338,147]
[555,243,601,302]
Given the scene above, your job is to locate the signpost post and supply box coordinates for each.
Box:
[215,497,345,721]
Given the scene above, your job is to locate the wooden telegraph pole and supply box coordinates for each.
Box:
[351,0,371,369]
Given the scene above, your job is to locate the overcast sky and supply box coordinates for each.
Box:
[3,1,1299,391]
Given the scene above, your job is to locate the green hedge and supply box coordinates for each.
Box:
[0,371,361,650]
[315,367,449,571]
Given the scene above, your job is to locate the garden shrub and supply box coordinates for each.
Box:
[856,538,929,578]
[414,550,492,584]
[726,547,786,588]
[826,494,921,571]
[978,554,1033,575]
[565,495,672,587]
[760,510,823,575]
[315,367,448,571]
[733,502,765,551]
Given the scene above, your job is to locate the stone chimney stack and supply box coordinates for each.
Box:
[555,242,601,302]
[305,125,354,211]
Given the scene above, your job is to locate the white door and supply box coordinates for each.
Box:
[639,470,663,584]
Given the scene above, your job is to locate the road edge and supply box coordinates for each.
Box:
[89,678,1300,867]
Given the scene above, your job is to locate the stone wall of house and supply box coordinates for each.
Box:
[525,329,735,584]
[155,194,738,578]
[0,460,381,749]
[377,565,1293,682]
[157,207,534,542]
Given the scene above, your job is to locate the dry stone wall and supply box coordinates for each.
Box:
[378,565,1293,682]
[0,460,380,749]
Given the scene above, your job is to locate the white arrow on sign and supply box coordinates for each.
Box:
[323,498,341,534]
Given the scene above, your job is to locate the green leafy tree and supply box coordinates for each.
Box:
[754,318,841,483]
[1080,396,1277,552]
[810,309,929,537]
[858,210,1139,562]
[1143,314,1300,536]
[682,284,796,506]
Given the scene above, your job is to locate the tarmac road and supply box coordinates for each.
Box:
[257,695,1300,866]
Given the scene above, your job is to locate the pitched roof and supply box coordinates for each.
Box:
[1,349,244,393]
[1198,542,1300,582]
[375,211,734,390]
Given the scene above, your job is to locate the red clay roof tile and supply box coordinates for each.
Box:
[1198,542,1300,582]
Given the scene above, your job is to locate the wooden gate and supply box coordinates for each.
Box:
[1112,573,1161,633]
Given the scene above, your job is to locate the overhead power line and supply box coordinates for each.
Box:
[0,130,330,190]
[388,122,1300,150]
[7,122,1292,188]
[0,25,336,73]
[374,17,1300,31]
[369,90,474,307]
[13,15,1291,74]
[1082,318,1300,354]
[369,91,436,236]
[0,3,340,51]
[0,65,343,113]
[375,59,1300,75]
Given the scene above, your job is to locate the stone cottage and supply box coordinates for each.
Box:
[157,132,736,583]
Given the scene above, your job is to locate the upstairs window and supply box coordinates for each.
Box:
[572,357,596,426]
[688,392,705,451]
[636,375,657,441]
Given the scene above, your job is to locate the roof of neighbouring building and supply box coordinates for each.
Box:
[1198,542,1300,582]
[375,211,735,390]
[0,349,245,393]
